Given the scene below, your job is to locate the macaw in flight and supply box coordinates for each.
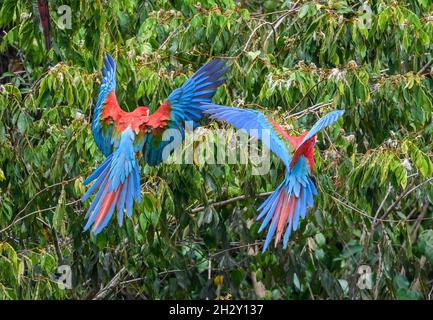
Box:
[202,104,344,251]
[82,54,227,234]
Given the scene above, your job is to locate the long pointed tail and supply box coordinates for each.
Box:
[82,130,141,234]
[257,171,318,252]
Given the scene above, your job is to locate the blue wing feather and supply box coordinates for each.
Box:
[297,110,344,148]
[202,104,292,167]
[143,59,228,165]
[91,54,121,156]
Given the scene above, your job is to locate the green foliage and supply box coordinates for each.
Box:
[0,0,432,299]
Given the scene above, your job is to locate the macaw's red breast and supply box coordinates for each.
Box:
[119,107,150,133]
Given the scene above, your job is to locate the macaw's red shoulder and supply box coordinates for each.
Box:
[101,92,125,122]
[267,116,291,141]
[146,101,171,129]
[266,116,309,150]
[287,131,309,149]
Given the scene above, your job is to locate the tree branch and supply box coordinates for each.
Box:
[191,192,273,213]
[377,176,433,225]
[417,58,433,75]
[0,199,81,235]
[5,177,77,232]
[92,267,128,300]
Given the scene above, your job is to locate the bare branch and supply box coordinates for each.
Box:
[418,58,433,75]
[191,192,272,213]
[0,199,81,235]
[92,267,128,300]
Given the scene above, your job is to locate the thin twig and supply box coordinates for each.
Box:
[0,199,81,235]
[289,101,334,119]
[417,58,433,75]
[329,188,433,223]
[191,192,273,213]
[209,241,263,258]
[263,1,300,48]
[92,267,128,300]
[159,26,184,50]
[6,178,77,229]
[98,242,262,293]
[373,184,392,225]
[242,22,268,53]
[378,176,433,225]
[290,79,329,114]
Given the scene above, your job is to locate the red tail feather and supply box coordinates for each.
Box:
[93,192,114,230]
[275,194,298,245]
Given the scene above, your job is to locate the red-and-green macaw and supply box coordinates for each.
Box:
[82,54,227,234]
[202,104,344,251]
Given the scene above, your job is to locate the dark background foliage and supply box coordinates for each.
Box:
[0,0,432,299]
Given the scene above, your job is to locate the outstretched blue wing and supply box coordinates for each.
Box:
[298,110,345,148]
[143,59,228,166]
[202,104,292,168]
[167,59,228,125]
[92,54,121,156]
[290,110,344,168]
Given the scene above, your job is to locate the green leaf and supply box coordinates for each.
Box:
[17,111,29,134]
[246,51,261,61]
[298,4,310,18]
[315,233,326,247]
[230,269,245,287]
[416,230,433,264]
[255,269,263,282]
